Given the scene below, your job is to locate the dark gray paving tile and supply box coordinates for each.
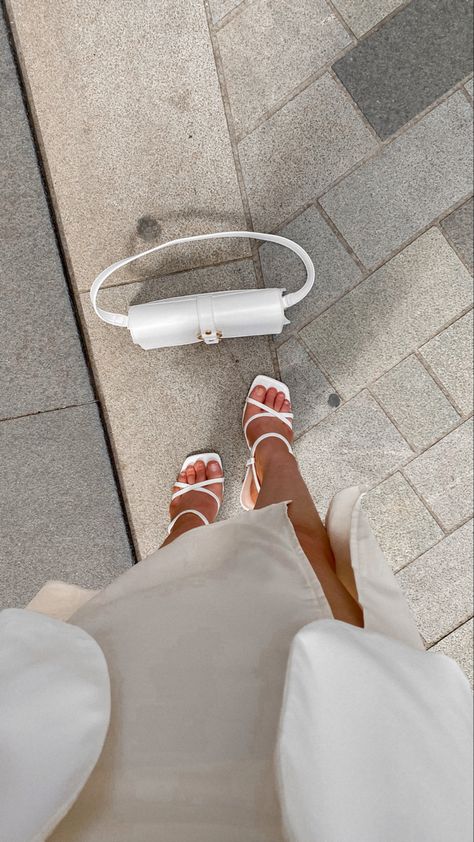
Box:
[0,404,133,608]
[277,337,337,437]
[333,0,474,138]
[0,16,93,419]
[440,197,474,272]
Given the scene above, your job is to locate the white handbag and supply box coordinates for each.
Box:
[90,231,314,350]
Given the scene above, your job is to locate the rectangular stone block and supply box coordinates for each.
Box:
[0,404,133,608]
[294,390,412,515]
[362,473,443,571]
[332,0,404,37]
[419,311,473,416]
[431,619,473,687]
[440,197,474,272]
[260,204,363,343]
[79,260,275,558]
[333,0,474,138]
[372,355,460,451]
[300,229,473,399]
[217,0,351,136]
[403,419,473,532]
[6,0,248,292]
[396,521,473,645]
[320,93,473,267]
[239,73,378,232]
[0,15,93,419]
[277,337,337,437]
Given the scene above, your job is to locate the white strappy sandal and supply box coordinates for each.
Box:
[240,375,294,511]
[168,453,224,534]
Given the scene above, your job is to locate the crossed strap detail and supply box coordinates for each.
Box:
[168,477,224,534]
[243,397,294,497]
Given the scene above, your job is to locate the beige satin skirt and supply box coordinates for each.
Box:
[30,490,422,841]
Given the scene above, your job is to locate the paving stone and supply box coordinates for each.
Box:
[372,356,460,451]
[6,0,248,292]
[403,419,473,531]
[431,619,473,687]
[362,473,443,572]
[217,0,351,136]
[239,73,378,232]
[397,521,473,645]
[333,0,474,138]
[0,16,93,419]
[300,229,473,399]
[209,0,244,24]
[259,205,363,344]
[294,391,412,515]
[0,404,133,608]
[277,337,337,437]
[79,260,275,558]
[332,0,404,37]
[440,197,474,272]
[419,311,473,416]
[466,78,473,96]
[320,93,473,267]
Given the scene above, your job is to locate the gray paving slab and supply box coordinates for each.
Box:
[431,618,473,687]
[239,73,378,231]
[217,0,351,136]
[397,520,473,645]
[419,311,473,416]
[0,404,133,608]
[372,355,460,451]
[259,205,363,344]
[440,197,474,272]
[403,419,473,532]
[209,0,244,23]
[294,390,412,515]
[79,260,275,558]
[466,78,474,97]
[0,16,93,419]
[277,337,337,437]
[300,229,473,399]
[332,0,404,37]
[362,473,443,571]
[320,93,473,267]
[6,0,248,292]
[333,0,474,138]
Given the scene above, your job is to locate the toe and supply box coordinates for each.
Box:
[264,387,277,408]
[282,399,292,414]
[194,459,206,483]
[207,459,223,480]
[250,385,266,404]
[186,464,196,485]
[274,391,285,412]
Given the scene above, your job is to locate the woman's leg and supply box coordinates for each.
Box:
[247,386,363,628]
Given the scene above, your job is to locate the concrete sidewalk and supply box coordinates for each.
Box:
[1,0,473,677]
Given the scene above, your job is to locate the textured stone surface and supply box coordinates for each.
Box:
[431,619,473,687]
[397,520,473,645]
[372,356,460,451]
[260,205,363,344]
[420,311,473,416]
[0,404,133,608]
[277,337,337,437]
[440,197,474,272]
[320,93,473,267]
[332,0,403,37]
[333,0,474,138]
[218,0,351,136]
[363,473,443,571]
[301,229,473,399]
[208,0,244,23]
[79,261,275,557]
[6,0,248,292]
[466,78,473,96]
[239,73,377,231]
[0,16,93,419]
[403,419,473,531]
[294,391,412,515]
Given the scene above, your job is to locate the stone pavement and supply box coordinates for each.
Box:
[2,0,473,677]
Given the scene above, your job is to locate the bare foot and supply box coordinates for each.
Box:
[169,459,224,536]
[243,385,293,505]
